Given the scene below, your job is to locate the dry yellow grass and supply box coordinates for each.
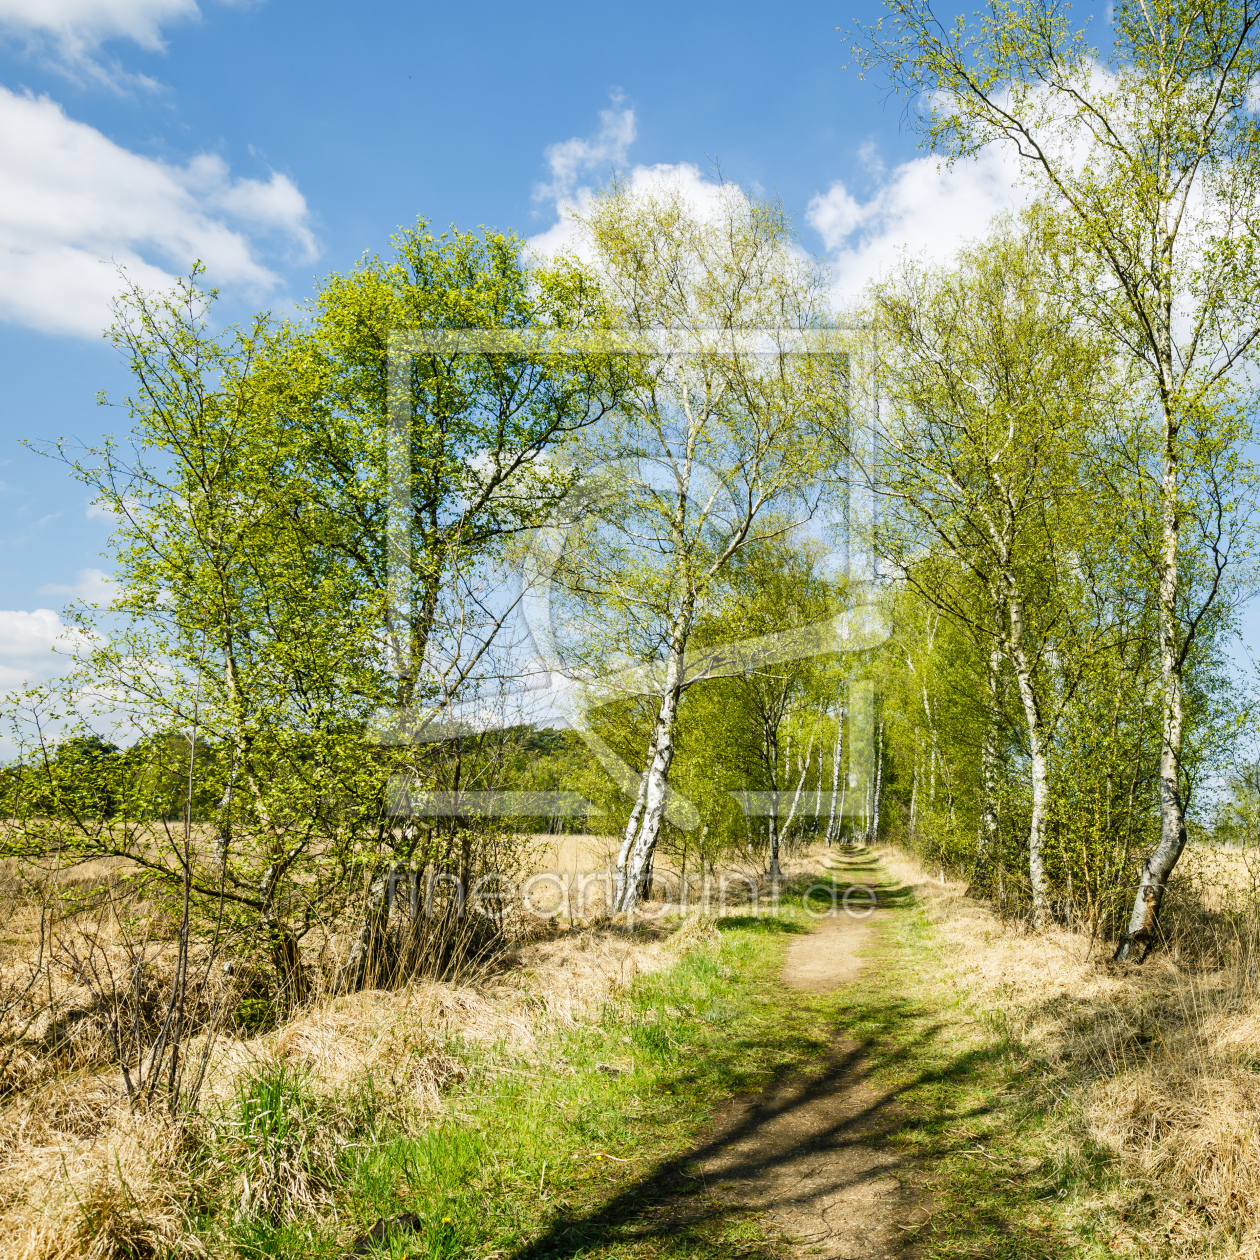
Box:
[523,831,770,920]
[0,813,776,1260]
[0,825,758,1259]
[530,832,620,876]
[882,844,1260,1257]
[531,828,808,904]
[0,1033,207,1257]
[0,905,718,1260]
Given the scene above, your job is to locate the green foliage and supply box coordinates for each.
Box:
[232,996,279,1036]
[854,0,1260,950]
[295,220,624,711]
[5,223,620,992]
[854,221,1249,931]
[1213,764,1260,847]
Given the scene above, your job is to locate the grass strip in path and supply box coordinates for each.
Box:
[820,847,1118,1260]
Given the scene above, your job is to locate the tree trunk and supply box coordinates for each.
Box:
[617,602,691,915]
[971,632,1002,898]
[612,730,656,913]
[618,722,678,914]
[867,718,883,845]
[766,722,780,875]
[837,738,849,845]
[825,711,843,845]
[1007,596,1049,923]
[777,732,815,876]
[640,850,655,903]
[339,868,392,991]
[909,742,919,832]
[212,747,239,863]
[1115,401,1187,960]
[812,708,824,829]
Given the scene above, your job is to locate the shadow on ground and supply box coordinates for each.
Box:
[505,850,1057,1260]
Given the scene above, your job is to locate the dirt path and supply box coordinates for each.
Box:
[690,858,927,1258]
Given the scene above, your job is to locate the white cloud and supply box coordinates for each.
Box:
[0,86,317,336]
[529,106,1027,316]
[0,0,198,78]
[534,96,636,205]
[807,147,1029,304]
[182,152,316,257]
[39,567,115,603]
[0,607,90,691]
[531,150,733,263]
[531,98,667,260]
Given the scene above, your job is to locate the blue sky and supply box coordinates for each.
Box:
[0,0,1144,699]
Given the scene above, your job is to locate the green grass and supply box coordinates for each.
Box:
[816,849,1134,1260]
[193,908,833,1259]
[185,854,1135,1259]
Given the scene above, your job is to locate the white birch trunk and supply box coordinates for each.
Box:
[618,718,678,915]
[972,631,1002,897]
[825,712,843,845]
[612,730,656,912]
[1109,127,1192,962]
[1007,595,1049,921]
[909,752,919,831]
[837,775,848,843]
[867,719,883,845]
[813,711,824,824]
[780,731,815,852]
[1116,409,1187,959]
[617,601,692,916]
[765,725,780,872]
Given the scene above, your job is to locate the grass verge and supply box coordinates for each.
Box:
[825,849,1085,1259]
[826,846,1193,1260]
[36,847,1195,1258]
[199,909,830,1258]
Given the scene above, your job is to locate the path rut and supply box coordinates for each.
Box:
[690,861,926,1258]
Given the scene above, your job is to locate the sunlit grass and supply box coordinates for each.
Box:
[194,910,831,1257]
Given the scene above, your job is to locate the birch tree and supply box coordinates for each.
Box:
[556,180,833,915]
[10,224,619,994]
[708,536,842,875]
[855,0,1260,955]
[866,227,1122,922]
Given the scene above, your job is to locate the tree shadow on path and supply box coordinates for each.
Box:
[507,853,1032,1259]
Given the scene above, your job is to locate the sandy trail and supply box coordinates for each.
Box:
[691,858,926,1258]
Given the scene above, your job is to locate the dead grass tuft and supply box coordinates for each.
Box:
[0,1093,201,1260]
[881,843,1260,1255]
[0,901,721,1255]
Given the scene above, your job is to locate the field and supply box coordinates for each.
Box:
[0,840,1258,1256]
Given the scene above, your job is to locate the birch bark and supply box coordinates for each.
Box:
[971,620,1003,897]
[1006,595,1049,921]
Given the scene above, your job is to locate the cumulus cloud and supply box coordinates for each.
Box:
[528,99,742,264]
[0,0,199,81]
[529,104,1028,317]
[0,607,90,691]
[530,158,729,261]
[807,147,1029,305]
[0,86,317,336]
[531,98,702,260]
[39,567,115,603]
[0,0,198,49]
[534,95,636,206]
